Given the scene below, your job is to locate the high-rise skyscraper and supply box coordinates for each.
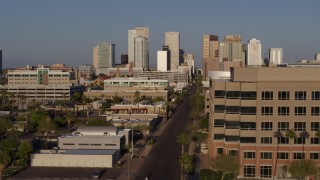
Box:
[128,27,149,70]
[219,35,243,62]
[247,38,262,66]
[165,32,180,71]
[157,46,170,72]
[121,54,128,65]
[269,48,283,65]
[93,43,115,75]
[202,35,219,80]
[0,50,2,74]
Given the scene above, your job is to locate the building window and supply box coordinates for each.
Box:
[260,166,272,178]
[240,137,256,143]
[241,107,256,115]
[295,107,306,116]
[278,122,289,131]
[229,150,238,156]
[214,105,225,113]
[294,122,306,131]
[311,107,320,116]
[312,91,320,100]
[261,106,273,116]
[225,120,240,129]
[311,122,320,131]
[226,106,240,114]
[262,91,273,100]
[261,137,272,144]
[294,152,305,159]
[261,122,273,131]
[295,91,306,100]
[63,143,75,146]
[226,91,240,99]
[310,153,319,160]
[214,134,225,140]
[294,137,305,144]
[244,152,256,159]
[261,152,272,159]
[277,152,289,159]
[244,165,255,177]
[214,119,225,127]
[278,137,289,144]
[278,91,290,100]
[217,148,224,155]
[278,107,290,116]
[225,136,240,142]
[240,122,256,130]
[311,137,320,144]
[215,90,225,98]
[241,91,256,100]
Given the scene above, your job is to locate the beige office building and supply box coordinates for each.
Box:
[209,67,320,179]
[202,35,219,80]
[165,32,180,71]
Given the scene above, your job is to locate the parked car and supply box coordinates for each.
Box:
[92,169,105,179]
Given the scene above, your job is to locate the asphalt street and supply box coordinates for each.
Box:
[135,84,196,180]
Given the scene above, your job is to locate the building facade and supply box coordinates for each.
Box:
[77,64,95,80]
[157,46,170,72]
[269,48,283,65]
[121,54,128,65]
[247,38,262,66]
[209,67,320,179]
[165,32,180,71]
[202,35,219,80]
[128,27,149,70]
[93,43,115,75]
[0,50,2,74]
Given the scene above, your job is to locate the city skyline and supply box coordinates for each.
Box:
[0,0,319,68]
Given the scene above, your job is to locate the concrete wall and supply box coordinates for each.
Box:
[31,153,117,168]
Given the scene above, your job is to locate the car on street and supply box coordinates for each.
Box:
[92,169,105,179]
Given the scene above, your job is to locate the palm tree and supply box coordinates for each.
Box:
[65,111,74,133]
[299,131,310,158]
[177,133,190,155]
[179,154,193,180]
[273,130,283,179]
[285,129,297,178]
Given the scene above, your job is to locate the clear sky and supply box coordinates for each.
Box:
[0,0,319,69]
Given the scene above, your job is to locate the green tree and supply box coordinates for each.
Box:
[198,115,209,132]
[299,131,310,156]
[65,111,74,133]
[177,133,190,155]
[0,117,13,136]
[113,96,123,104]
[179,154,193,180]
[0,150,11,180]
[16,141,33,165]
[285,129,297,178]
[273,130,283,178]
[289,159,317,180]
[87,118,113,126]
[212,155,239,180]
[38,115,57,148]
[133,124,149,142]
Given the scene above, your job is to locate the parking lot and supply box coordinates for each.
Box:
[10,167,122,180]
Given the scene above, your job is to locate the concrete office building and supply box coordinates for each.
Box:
[84,77,169,102]
[93,43,115,75]
[128,27,149,69]
[209,67,320,179]
[121,54,128,65]
[202,35,219,80]
[247,38,262,66]
[269,48,283,65]
[315,53,320,61]
[157,46,170,72]
[220,35,243,62]
[77,64,95,80]
[134,36,149,70]
[165,32,180,71]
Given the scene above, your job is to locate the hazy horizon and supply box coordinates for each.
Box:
[0,0,319,69]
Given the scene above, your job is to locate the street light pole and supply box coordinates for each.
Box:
[131,121,134,159]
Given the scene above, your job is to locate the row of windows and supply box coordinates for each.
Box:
[214,121,320,131]
[215,105,320,116]
[244,165,272,178]
[243,152,318,160]
[215,90,320,100]
[214,134,320,144]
